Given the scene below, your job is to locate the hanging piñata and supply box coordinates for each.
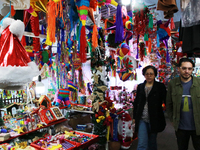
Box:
[75,0,90,63]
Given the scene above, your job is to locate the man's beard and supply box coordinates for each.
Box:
[180,74,191,80]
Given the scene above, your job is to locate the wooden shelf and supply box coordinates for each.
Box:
[0,119,67,143]
[59,104,93,114]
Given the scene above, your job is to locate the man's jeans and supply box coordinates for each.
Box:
[137,120,157,150]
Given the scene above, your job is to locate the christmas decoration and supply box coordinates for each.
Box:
[0,18,40,90]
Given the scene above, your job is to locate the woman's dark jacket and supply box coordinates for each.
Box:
[133,80,166,133]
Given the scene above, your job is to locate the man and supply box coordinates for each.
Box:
[166,58,200,150]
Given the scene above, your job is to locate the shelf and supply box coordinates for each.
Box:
[69,109,94,114]
[59,104,92,110]
[0,119,67,143]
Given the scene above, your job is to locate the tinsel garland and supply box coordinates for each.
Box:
[78,68,84,89]
[30,14,40,52]
[140,42,145,61]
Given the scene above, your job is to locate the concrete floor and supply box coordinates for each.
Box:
[127,116,194,150]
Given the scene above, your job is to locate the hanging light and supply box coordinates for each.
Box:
[122,0,131,6]
[36,75,45,94]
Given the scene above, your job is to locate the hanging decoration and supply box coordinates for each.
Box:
[115,5,124,44]
[30,14,40,52]
[75,0,90,63]
[46,0,61,43]
[0,18,40,90]
[157,20,171,63]
[117,43,130,58]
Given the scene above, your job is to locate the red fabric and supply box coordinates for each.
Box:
[170,18,175,29]
[0,27,31,67]
[30,15,40,36]
[32,37,40,52]
[123,113,132,122]
[21,36,26,47]
[11,5,16,16]
[23,10,31,28]
[140,42,145,61]
[80,26,87,63]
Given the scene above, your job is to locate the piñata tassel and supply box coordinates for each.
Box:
[157,34,160,47]
[148,38,152,53]
[166,50,170,63]
[80,26,87,63]
[46,28,53,46]
[78,68,84,89]
[115,5,124,43]
[47,0,57,43]
[140,42,145,61]
[105,19,108,34]
[136,35,140,59]
[144,48,147,56]
[148,14,153,29]
[163,39,170,63]
[170,18,175,29]
[144,33,148,42]
[92,24,98,48]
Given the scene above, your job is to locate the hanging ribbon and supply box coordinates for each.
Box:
[57,42,61,61]
[163,39,170,63]
[157,34,160,48]
[148,38,152,54]
[61,28,65,42]
[136,35,140,59]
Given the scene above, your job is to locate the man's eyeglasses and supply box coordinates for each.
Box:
[180,67,194,71]
[145,73,154,76]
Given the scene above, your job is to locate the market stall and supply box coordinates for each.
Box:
[0,0,197,149]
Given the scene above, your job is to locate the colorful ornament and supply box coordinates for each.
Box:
[125,21,133,30]
[0,18,40,90]
[117,43,130,57]
[117,69,133,82]
[122,55,137,71]
[75,0,90,63]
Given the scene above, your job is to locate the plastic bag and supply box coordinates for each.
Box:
[181,0,200,27]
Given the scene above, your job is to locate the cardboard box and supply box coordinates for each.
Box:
[68,114,92,130]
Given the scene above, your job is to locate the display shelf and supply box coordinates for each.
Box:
[71,103,92,108]
[0,119,67,143]
[69,109,94,114]
[59,104,92,110]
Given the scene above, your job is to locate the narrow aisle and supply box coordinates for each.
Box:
[127,116,194,150]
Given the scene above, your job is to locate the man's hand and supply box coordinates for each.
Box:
[132,119,135,124]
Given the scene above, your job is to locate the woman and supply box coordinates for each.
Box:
[133,65,166,150]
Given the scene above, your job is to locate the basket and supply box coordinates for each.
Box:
[30,137,77,150]
[67,131,99,149]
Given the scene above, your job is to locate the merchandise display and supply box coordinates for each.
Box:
[0,0,194,149]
